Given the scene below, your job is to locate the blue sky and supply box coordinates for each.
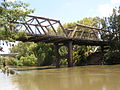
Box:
[7,0,120,23]
[22,0,120,23]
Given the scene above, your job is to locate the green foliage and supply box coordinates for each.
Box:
[0,0,34,41]
[0,56,21,66]
[60,59,67,65]
[0,0,34,23]
[102,7,120,51]
[63,17,103,28]
[59,46,68,56]
[10,42,37,59]
[77,17,102,27]
[104,52,120,65]
[9,58,20,66]
[33,43,54,66]
[19,54,37,66]
[0,56,8,65]
[74,46,93,66]
[10,42,37,66]
[101,7,120,65]
[0,30,27,41]
[10,42,54,66]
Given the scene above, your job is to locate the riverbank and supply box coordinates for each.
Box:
[12,66,56,71]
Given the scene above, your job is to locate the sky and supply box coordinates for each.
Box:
[6,0,120,23]
[1,0,120,54]
[23,0,120,23]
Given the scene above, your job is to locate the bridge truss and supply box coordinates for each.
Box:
[9,15,109,67]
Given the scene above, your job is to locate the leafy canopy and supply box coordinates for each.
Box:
[103,7,120,51]
[0,0,34,41]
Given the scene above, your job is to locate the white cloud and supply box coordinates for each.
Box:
[89,0,120,18]
[6,0,16,2]
[111,0,120,4]
[98,4,113,17]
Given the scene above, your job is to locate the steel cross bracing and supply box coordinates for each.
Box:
[10,15,109,46]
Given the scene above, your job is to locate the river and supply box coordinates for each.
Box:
[0,65,120,90]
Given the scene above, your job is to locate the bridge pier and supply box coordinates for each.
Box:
[67,41,73,67]
[101,46,105,53]
[54,43,60,68]
[54,41,73,68]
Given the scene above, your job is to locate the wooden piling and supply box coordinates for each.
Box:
[67,41,73,67]
[54,43,60,68]
[101,46,104,53]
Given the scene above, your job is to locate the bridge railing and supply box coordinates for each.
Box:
[10,15,109,41]
[65,23,108,41]
[10,15,67,37]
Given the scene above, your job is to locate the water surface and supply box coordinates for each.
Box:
[1,65,120,90]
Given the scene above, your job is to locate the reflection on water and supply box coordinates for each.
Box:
[1,65,120,90]
[0,70,18,90]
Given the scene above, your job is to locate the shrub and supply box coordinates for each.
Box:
[104,52,120,65]
[20,54,37,66]
[0,56,8,66]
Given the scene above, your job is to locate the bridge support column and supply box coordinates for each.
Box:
[101,46,104,53]
[54,43,60,68]
[67,41,73,67]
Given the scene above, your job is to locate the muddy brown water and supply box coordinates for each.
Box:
[0,65,120,90]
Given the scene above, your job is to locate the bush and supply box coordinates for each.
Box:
[60,59,68,66]
[0,56,9,66]
[20,54,37,66]
[7,57,18,66]
[10,58,23,66]
[104,52,120,65]
[0,56,23,66]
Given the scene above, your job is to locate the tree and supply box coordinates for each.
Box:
[33,43,54,66]
[0,0,34,41]
[10,42,37,58]
[104,7,120,51]
[102,7,120,65]
[10,42,37,66]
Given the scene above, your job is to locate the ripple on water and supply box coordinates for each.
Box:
[0,70,19,90]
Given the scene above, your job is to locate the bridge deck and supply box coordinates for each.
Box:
[18,34,108,46]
